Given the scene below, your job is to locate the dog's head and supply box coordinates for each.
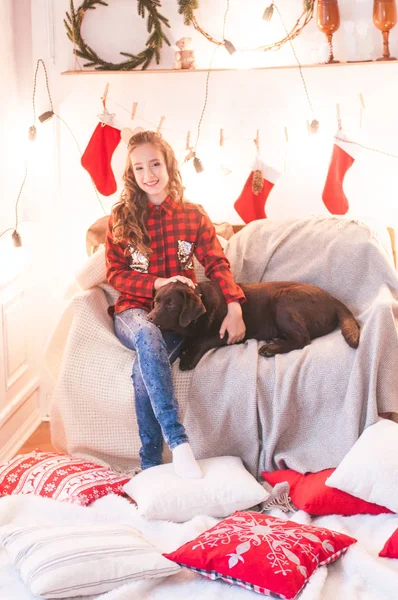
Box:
[147,282,206,333]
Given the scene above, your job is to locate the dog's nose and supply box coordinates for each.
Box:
[147,314,160,328]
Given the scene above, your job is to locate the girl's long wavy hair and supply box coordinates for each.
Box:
[111,131,185,256]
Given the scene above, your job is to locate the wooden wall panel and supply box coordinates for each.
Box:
[2,291,28,390]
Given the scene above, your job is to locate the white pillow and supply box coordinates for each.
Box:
[0,523,180,598]
[75,244,107,290]
[325,419,398,513]
[123,455,268,522]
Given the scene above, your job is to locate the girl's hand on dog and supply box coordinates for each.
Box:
[220,301,246,345]
[154,276,196,291]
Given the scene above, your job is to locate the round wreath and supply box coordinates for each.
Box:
[177,0,316,53]
[64,0,171,71]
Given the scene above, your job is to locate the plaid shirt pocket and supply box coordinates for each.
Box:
[127,245,149,273]
[177,240,195,270]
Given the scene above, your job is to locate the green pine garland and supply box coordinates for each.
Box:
[65,1,316,71]
[64,0,171,71]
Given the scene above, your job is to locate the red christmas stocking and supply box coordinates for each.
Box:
[322,132,359,215]
[81,123,121,196]
[234,162,281,223]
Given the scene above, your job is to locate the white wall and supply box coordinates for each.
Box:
[1,1,21,229]
[6,0,398,414]
[51,0,398,239]
[0,1,42,456]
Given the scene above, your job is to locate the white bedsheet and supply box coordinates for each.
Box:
[0,494,398,600]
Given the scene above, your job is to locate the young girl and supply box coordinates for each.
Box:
[105,130,246,478]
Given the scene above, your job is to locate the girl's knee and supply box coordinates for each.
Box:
[134,322,162,345]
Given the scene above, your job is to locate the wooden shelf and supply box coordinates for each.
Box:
[61,59,398,75]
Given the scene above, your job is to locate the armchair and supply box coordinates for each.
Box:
[45,215,398,478]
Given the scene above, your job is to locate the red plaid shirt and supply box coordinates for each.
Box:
[105,196,245,314]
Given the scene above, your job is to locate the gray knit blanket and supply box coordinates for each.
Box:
[48,217,398,478]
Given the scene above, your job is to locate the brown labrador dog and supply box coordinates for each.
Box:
[147,280,360,371]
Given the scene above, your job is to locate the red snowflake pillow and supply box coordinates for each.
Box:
[262,469,392,516]
[164,511,357,599]
[379,528,398,558]
[0,451,130,506]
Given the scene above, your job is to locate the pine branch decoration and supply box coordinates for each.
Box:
[64,0,171,71]
[177,0,199,26]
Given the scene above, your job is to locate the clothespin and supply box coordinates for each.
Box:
[101,83,109,112]
[184,130,195,162]
[98,83,115,126]
[157,116,165,134]
[131,101,138,121]
[283,126,289,173]
[359,93,365,129]
[219,129,231,175]
[185,130,191,152]
[254,129,260,153]
[336,104,342,131]
[253,129,261,171]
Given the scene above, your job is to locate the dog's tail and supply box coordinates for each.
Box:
[336,301,360,348]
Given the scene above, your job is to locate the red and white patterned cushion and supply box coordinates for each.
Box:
[262,468,392,516]
[0,451,130,506]
[164,511,357,599]
[379,527,398,558]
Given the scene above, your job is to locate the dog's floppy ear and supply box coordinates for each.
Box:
[179,289,206,328]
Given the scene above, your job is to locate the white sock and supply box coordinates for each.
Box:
[172,443,203,479]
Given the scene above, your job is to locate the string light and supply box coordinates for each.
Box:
[193,156,205,173]
[38,110,55,123]
[2,59,55,248]
[109,92,398,165]
[1,59,55,248]
[12,231,22,248]
[27,59,54,143]
[262,3,275,22]
[188,0,233,173]
[222,1,235,56]
[273,3,319,133]
[181,0,315,55]
[28,126,37,142]
[224,40,236,55]
[334,135,398,160]
[0,58,107,248]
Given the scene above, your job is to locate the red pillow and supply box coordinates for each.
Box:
[164,511,356,599]
[262,469,392,517]
[0,451,130,506]
[379,528,398,558]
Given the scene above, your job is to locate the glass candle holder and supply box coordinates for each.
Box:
[317,0,341,63]
[373,0,397,60]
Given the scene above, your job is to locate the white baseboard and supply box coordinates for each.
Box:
[0,409,42,463]
[0,384,42,463]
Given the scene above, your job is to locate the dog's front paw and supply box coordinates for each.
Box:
[179,350,201,371]
[179,359,194,371]
[179,351,194,371]
[259,342,278,357]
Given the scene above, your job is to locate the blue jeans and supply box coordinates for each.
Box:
[114,308,188,470]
